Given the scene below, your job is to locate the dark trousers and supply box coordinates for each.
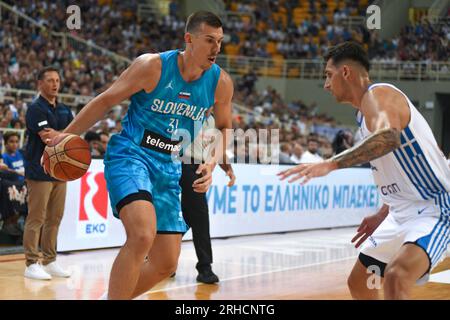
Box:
[179,163,213,272]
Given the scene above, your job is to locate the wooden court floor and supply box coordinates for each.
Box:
[0,228,449,300]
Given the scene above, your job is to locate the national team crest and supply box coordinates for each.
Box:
[178,91,191,99]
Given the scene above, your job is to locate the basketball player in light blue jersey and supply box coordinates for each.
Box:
[58,11,233,299]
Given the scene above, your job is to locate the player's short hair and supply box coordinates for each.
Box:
[324,41,370,72]
[185,11,222,34]
[3,131,19,144]
[37,66,60,81]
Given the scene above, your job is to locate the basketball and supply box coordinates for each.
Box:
[43,134,91,181]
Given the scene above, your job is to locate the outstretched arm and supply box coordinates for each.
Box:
[279,86,409,184]
[63,54,161,135]
[331,127,400,169]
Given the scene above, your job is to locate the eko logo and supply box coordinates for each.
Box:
[77,172,109,238]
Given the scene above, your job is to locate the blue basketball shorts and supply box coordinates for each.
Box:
[104,134,188,233]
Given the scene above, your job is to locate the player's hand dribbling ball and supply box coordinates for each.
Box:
[43,133,91,181]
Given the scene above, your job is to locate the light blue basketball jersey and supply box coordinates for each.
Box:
[119,49,221,161]
[104,50,221,231]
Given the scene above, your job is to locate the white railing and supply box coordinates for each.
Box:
[0,87,357,147]
[430,16,450,26]
[338,16,366,28]
[0,87,94,107]
[216,55,450,81]
[212,0,226,13]
[63,33,131,64]
[428,0,449,22]
[0,87,261,122]
[0,88,262,131]
[224,10,256,25]
[138,3,161,20]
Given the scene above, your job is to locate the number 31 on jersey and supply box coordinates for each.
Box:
[167,118,179,134]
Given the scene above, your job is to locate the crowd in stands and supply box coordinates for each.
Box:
[1,0,448,95]
[223,0,371,60]
[223,0,449,63]
[0,7,128,98]
[4,0,448,68]
[370,20,450,64]
[5,0,185,60]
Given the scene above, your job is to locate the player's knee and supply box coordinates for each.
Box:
[127,231,155,253]
[384,264,408,287]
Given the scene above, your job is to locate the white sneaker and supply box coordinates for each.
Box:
[42,262,71,278]
[24,263,52,280]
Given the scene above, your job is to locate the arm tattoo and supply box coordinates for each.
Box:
[331,128,401,169]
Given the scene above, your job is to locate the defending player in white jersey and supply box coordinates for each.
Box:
[279,42,450,300]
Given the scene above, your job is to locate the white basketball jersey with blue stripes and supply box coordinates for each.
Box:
[357,83,450,218]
